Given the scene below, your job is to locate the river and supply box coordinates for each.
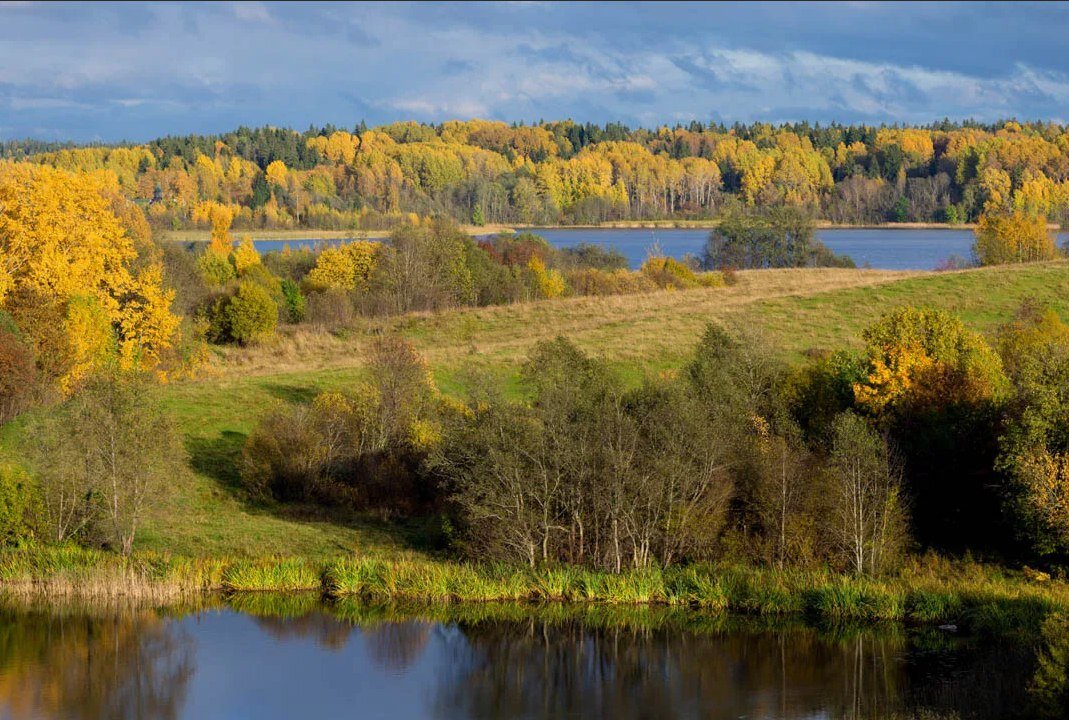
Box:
[0,599,1054,719]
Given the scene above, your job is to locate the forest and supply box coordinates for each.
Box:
[4,118,1069,229]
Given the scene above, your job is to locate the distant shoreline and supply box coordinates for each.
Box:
[163,220,1065,243]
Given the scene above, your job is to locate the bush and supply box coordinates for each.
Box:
[280,279,306,323]
[0,328,37,422]
[640,256,722,289]
[226,282,278,344]
[263,246,317,282]
[557,243,629,271]
[0,466,35,543]
[565,268,657,296]
[306,289,355,330]
[303,241,378,292]
[196,250,236,285]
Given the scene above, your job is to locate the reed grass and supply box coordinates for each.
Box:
[221,557,322,591]
[2,544,1068,635]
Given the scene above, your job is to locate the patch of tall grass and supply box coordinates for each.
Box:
[4,544,1069,635]
[221,557,323,592]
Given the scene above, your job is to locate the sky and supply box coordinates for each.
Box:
[2,1,1069,143]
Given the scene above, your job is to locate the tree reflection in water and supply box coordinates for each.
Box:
[428,619,1036,720]
[0,599,1054,720]
[0,606,194,720]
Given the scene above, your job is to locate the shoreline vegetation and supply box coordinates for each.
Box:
[1,545,1066,636]
[164,221,999,243]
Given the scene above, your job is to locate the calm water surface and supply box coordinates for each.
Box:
[0,601,1052,720]
[526,227,984,271]
[256,228,1069,271]
[251,228,1014,271]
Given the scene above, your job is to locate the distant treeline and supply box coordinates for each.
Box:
[5,118,1069,229]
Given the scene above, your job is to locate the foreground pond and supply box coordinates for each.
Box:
[0,599,1057,719]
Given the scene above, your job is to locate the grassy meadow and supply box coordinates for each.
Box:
[124,261,1069,560]
[5,261,1069,617]
[2,259,1069,628]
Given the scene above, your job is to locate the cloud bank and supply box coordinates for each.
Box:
[1,1,1066,141]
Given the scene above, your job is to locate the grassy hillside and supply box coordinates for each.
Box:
[100,261,1069,557]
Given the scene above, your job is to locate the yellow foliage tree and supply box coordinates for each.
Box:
[303,241,379,291]
[0,163,181,390]
[973,211,1056,266]
[854,307,1007,419]
[231,235,261,274]
[113,264,182,372]
[191,201,235,255]
[527,256,566,298]
[63,295,116,393]
[265,160,289,188]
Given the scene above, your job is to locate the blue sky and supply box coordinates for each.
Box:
[2,1,1069,142]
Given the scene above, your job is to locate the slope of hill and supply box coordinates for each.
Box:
[137,262,1069,557]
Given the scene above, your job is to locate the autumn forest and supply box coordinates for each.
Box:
[5,118,1069,230]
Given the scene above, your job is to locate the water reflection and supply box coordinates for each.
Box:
[0,597,1058,720]
[432,621,907,719]
[0,604,194,720]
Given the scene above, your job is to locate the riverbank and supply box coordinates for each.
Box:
[1,545,1064,635]
[163,223,516,243]
[160,221,1035,243]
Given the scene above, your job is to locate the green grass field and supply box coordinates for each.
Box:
[122,261,1069,559]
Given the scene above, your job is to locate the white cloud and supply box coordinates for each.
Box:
[231,2,273,24]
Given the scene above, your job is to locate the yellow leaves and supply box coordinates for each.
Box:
[740,153,776,204]
[979,167,1012,213]
[265,160,289,188]
[853,344,935,414]
[0,163,181,391]
[408,417,442,450]
[114,263,181,372]
[307,131,361,165]
[232,235,261,274]
[854,307,1008,418]
[311,390,354,417]
[62,295,115,394]
[527,256,566,299]
[875,128,935,165]
[192,201,238,254]
[973,211,1056,266]
[0,162,134,306]
[1017,450,1069,538]
[303,241,379,292]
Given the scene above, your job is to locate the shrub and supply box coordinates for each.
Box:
[231,235,261,274]
[0,466,35,543]
[527,256,565,298]
[225,283,278,345]
[641,256,718,289]
[263,246,317,282]
[303,241,378,292]
[280,279,306,323]
[0,328,37,422]
[557,243,629,271]
[565,268,657,296]
[306,289,355,330]
[196,249,236,285]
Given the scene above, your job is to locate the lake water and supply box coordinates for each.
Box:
[526,227,985,271]
[0,599,1052,720]
[251,228,1011,271]
[252,228,1069,271]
